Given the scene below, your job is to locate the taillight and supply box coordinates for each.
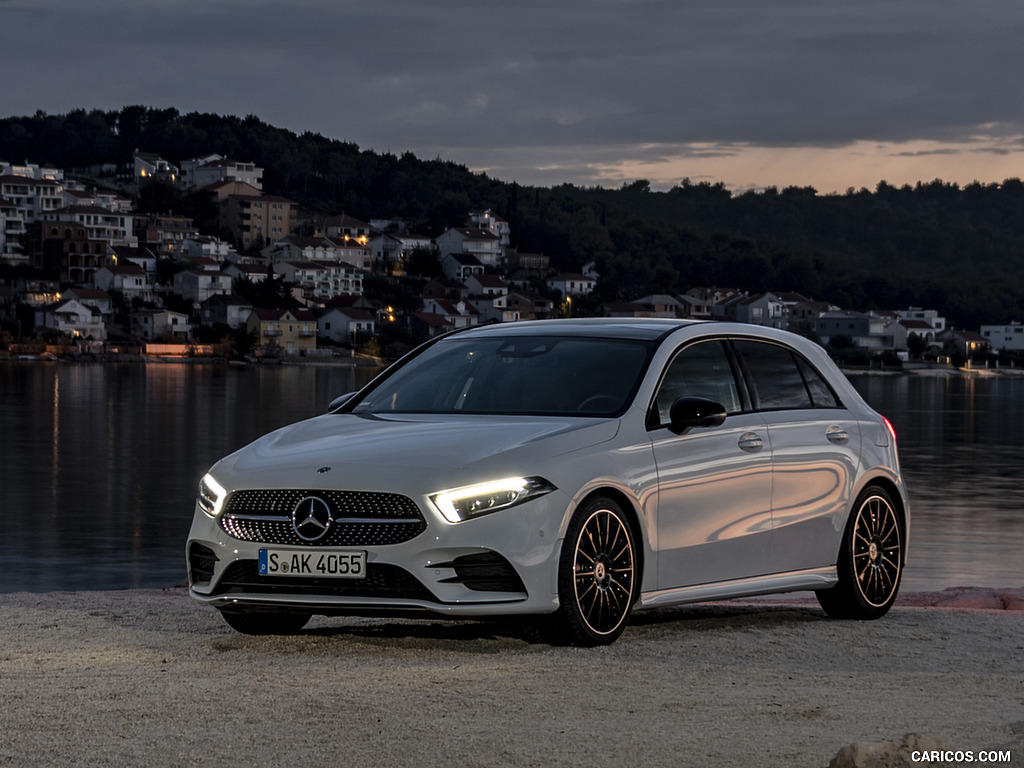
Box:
[882,416,897,445]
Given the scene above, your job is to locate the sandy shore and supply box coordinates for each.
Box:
[1,587,1021,768]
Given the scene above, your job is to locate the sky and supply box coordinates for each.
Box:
[2,0,1024,194]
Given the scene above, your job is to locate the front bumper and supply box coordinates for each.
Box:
[186,490,567,618]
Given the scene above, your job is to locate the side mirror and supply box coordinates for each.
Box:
[668,396,727,434]
[327,392,355,412]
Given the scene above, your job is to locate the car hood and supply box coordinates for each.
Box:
[211,412,621,493]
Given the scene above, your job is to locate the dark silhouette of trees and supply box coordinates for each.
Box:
[3,107,1024,327]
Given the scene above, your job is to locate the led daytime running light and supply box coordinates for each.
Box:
[432,477,554,523]
[198,473,226,517]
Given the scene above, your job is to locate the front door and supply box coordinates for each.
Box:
[649,340,773,589]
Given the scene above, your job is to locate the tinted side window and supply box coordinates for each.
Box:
[734,340,841,409]
[734,340,811,409]
[796,357,840,407]
[653,340,741,425]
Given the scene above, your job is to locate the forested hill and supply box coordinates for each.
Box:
[3,106,1024,329]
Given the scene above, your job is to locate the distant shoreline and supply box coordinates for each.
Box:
[1,352,385,367]
[843,364,1024,377]
[6,352,1024,376]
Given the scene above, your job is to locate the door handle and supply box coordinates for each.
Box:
[826,425,849,444]
[738,432,764,452]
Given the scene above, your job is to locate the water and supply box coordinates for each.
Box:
[0,361,378,592]
[850,373,1024,591]
[1,361,1021,594]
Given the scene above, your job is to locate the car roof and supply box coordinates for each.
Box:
[450,317,705,341]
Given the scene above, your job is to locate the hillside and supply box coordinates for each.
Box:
[3,106,1024,328]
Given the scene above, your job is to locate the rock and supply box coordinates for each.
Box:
[829,733,958,768]
[938,588,1006,610]
[898,586,1024,611]
[830,739,901,768]
[997,590,1024,611]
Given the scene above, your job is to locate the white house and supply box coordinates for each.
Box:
[546,273,596,298]
[41,205,136,249]
[94,264,153,302]
[317,307,376,343]
[436,227,501,268]
[467,209,511,259]
[815,311,872,346]
[369,232,435,273]
[466,293,519,324]
[35,298,107,341]
[0,195,27,264]
[264,235,371,271]
[864,311,909,353]
[174,269,232,304]
[981,322,1024,351]
[900,319,940,346]
[185,235,235,260]
[465,273,509,296]
[63,287,113,319]
[180,155,263,190]
[325,237,373,271]
[628,294,685,318]
[441,252,485,281]
[0,173,63,222]
[506,289,554,321]
[324,214,372,239]
[896,308,946,335]
[110,246,157,278]
[131,309,191,341]
[735,292,788,329]
[133,151,178,185]
[200,294,253,329]
[273,260,363,303]
[422,298,480,329]
[63,187,133,213]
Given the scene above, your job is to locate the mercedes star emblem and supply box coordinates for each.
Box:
[292,496,333,541]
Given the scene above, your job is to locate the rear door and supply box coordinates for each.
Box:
[731,339,861,574]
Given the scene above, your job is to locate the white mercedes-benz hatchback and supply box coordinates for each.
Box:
[187,318,909,645]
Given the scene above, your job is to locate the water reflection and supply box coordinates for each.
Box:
[0,362,377,592]
[0,362,1021,593]
[850,373,1024,591]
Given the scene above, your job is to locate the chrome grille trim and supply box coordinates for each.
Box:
[219,488,427,546]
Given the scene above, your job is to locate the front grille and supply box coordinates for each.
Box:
[211,560,438,602]
[437,551,526,593]
[189,542,218,585]
[219,488,427,546]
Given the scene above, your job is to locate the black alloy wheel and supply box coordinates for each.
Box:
[551,495,638,646]
[817,485,903,619]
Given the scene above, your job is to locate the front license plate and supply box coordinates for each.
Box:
[258,549,366,579]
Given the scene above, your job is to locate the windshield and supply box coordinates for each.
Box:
[352,335,655,416]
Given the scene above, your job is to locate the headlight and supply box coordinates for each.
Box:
[197,473,227,517]
[431,477,555,523]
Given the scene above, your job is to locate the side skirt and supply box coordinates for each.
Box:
[638,566,837,610]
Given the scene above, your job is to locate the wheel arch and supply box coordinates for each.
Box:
[853,472,910,546]
[816,472,908,619]
[569,484,648,598]
[836,471,911,582]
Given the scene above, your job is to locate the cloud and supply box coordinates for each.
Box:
[3,0,1024,189]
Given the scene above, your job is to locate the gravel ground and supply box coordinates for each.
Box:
[1,587,1022,768]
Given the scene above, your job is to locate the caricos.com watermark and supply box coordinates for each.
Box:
[911,749,1013,764]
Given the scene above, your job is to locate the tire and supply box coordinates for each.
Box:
[549,495,639,646]
[816,485,904,620]
[219,609,312,635]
